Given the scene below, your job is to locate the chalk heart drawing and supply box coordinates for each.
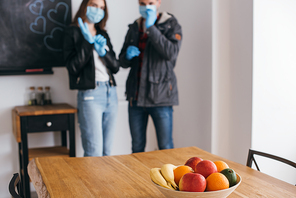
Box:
[44,27,64,52]
[47,2,69,27]
[30,16,46,34]
[29,0,44,16]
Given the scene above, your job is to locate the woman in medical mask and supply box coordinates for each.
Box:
[63,0,119,157]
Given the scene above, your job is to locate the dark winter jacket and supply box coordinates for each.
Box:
[119,12,182,107]
[63,25,120,90]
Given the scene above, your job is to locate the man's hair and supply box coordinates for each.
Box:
[72,0,109,31]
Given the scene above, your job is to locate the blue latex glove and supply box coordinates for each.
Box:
[78,17,95,44]
[126,46,140,60]
[94,34,107,57]
[145,6,157,29]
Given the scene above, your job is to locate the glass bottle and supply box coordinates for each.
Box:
[37,86,44,105]
[44,86,52,105]
[28,86,37,105]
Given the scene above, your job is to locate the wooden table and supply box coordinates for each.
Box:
[12,103,77,198]
[28,147,296,198]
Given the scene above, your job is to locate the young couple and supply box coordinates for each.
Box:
[63,0,182,157]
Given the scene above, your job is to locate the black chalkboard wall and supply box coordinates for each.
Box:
[0,0,71,75]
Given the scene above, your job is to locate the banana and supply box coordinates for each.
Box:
[150,168,175,190]
[160,164,178,190]
[168,182,175,190]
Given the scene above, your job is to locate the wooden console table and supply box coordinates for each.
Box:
[12,103,77,198]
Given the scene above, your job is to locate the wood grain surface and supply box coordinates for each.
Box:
[12,108,21,142]
[29,146,69,161]
[14,103,77,116]
[33,147,296,198]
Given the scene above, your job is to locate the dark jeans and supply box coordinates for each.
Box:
[128,101,174,153]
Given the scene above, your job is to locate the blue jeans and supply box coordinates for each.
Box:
[77,81,118,157]
[128,101,174,153]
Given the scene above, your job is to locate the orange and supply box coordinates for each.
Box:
[214,161,229,172]
[206,172,229,191]
[173,165,194,186]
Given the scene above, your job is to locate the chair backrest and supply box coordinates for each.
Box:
[246,149,296,185]
[9,173,23,198]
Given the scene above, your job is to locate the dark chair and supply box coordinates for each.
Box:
[246,149,296,185]
[9,173,23,198]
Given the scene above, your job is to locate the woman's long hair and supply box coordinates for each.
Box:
[73,0,108,31]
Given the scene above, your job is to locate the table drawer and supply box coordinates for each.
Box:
[26,114,69,132]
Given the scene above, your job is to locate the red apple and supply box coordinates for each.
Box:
[195,160,217,178]
[184,157,203,170]
[179,173,206,192]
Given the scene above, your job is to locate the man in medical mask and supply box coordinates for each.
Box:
[119,0,182,153]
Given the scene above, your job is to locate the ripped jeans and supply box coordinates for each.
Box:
[77,81,118,157]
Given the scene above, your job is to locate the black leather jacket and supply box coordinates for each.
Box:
[63,25,120,90]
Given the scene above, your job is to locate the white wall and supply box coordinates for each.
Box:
[107,0,213,154]
[109,0,213,154]
[253,0,296,185]
[0,1,213,197]
[105,0,139,155]
[212,0,253,163]
[160,0,213,152]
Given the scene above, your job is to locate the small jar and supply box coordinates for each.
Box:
[37,87,44,105]
[44,86,52,105]
[28,87,37,105]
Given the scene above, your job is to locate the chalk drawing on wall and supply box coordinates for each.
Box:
[29,0,69,52]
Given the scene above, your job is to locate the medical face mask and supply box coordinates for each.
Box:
[139,5,157,19]
[86,6,105,24]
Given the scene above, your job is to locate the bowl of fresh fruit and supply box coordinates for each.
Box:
[150,157,242,198]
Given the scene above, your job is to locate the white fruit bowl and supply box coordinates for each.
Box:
[152,173,242,198]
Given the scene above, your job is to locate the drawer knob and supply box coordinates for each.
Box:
[46,122,52,127]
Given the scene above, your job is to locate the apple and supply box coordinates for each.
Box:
[195,160,217,178]
[184,157,203,170]
[179,173,206,192]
